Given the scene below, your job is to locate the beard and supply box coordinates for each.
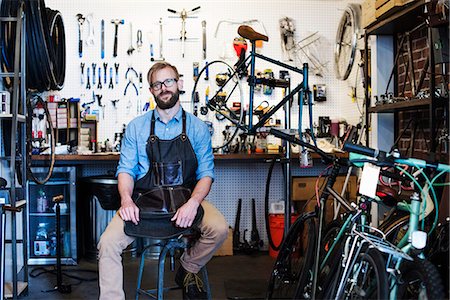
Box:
[155,90,179,109]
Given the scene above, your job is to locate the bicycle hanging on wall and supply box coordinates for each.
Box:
[191,25,315,151]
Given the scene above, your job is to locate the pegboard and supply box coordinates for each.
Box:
[41,0,366,250]
[44,0,364,145]
[209,160,332,250]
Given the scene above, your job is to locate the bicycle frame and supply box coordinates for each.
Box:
[198,39,309,136]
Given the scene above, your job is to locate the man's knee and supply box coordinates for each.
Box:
[97,230,128,256]
[204,221,228,242]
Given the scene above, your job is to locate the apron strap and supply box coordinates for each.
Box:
[181,109,188,142]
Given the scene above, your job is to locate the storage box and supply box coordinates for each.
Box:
[375,0,416,18]
[292,176,358,223]
[362,0,377,28]
[214,227,233,256]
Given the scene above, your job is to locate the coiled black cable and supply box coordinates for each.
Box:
[0,0,66,91]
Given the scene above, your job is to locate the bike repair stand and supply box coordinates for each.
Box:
[43,195,71,294]
[226,198,265,299]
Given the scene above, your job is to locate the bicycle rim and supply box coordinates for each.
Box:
[266,215,317,299]
[191,60,244,151]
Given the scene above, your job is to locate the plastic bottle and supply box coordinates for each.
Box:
[36,189,48,213]
[34,223,50,256]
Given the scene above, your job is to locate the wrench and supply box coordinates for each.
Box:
[103,62,108,84]
[92,63,97,85]
[97,67,102,89]
[114,63,119,85]
[76,14,85,57]
[127,22,135,55]
[80,62,85,85]
[109,67,114,89]
[85,14,95,46]
[86,67,91,89]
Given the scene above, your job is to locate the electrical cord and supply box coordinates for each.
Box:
[30,266,98,285]
[26,94,55,184]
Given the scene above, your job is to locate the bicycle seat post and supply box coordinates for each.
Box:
[248,41,257,132]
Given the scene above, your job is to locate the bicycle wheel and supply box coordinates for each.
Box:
[336,248,389,299]
[191,60,244,151]
[397,257,445,300]
[266,214,317,299]
[315,219,346,299]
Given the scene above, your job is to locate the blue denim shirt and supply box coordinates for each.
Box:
[116,107,214,182]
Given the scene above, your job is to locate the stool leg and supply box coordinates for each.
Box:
[157,245,170,300]
[201,266,212,300]
[135,247,149,300]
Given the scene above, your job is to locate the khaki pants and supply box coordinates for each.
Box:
[97,200,228,300]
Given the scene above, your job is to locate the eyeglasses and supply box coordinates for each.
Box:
[150,78,178,91]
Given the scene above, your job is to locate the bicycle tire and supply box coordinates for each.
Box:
[314,219,346,299]
[397,257,445,300]
[191,60,244,151]
[334,248,389,299]
[266,213,317,299]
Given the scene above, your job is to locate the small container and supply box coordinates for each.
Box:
[36,189,48,213]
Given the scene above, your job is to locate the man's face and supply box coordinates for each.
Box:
[149,67,183,110]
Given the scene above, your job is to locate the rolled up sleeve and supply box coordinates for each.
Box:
[193,123,214,181]
[116,122,139,180]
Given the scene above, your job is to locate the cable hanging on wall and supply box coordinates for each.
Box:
[1,0,66,92]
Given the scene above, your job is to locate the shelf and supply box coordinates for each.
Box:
[28,257,77,266]
[0,113,26,122]
[366,0,429,35]
[368,98,431,113]
[29,212,70,217]
[0,72,22,78]
[4,281,28,298]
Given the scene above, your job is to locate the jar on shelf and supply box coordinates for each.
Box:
[36,189,48,213]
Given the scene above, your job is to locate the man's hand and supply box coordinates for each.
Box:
[171,198,200,228]
[119,198,140,225]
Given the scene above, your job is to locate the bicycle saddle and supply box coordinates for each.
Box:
[238,25,268,42]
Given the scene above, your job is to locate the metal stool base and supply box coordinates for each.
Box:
[135,238,211,300]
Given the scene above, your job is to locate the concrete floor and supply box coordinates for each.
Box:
[21,252,275,300]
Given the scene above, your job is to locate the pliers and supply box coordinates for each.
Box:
[124,80,138,95]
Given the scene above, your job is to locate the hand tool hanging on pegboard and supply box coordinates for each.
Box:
[100,19,105,59]
[127,22,135,55]
[111,19,124,57]
[76,14,85,58]
[167,6,200,58]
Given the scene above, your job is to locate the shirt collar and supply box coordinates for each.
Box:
[153,106,182,123]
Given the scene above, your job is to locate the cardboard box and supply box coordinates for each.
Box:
[292,175,358,223]
[375,0,416,18]
[362,0,377,28]
[214,227,233,256]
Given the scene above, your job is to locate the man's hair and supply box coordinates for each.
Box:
[147,62,180,86]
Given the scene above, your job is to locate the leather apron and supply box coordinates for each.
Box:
[133,109,198,198]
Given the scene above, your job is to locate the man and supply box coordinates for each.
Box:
[98,61,229,300]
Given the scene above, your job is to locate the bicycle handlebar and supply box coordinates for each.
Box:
[269,128,334,164]
[343,142,386,159]
[271,129,450,173]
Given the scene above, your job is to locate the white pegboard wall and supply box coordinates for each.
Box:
[44,0,364,144]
